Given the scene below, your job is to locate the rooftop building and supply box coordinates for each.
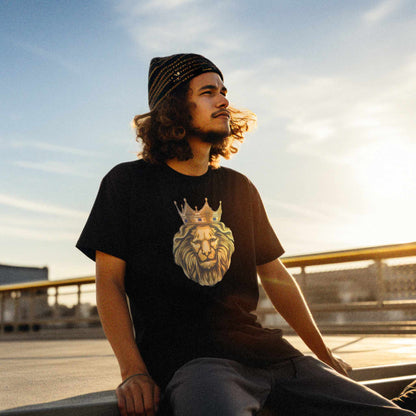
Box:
[0,264,48,286]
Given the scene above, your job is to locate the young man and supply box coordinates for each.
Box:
[77,54,415,416]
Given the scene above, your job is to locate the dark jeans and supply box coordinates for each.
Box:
[164,356,416,415]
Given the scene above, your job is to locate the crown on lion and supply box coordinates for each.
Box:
[174,198,222,225]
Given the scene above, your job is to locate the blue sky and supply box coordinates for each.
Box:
[1,0,416,280]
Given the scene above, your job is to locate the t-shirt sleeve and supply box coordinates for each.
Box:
[249,182,284,265]
[76,164,131,262]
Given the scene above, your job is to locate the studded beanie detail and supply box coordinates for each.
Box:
[148,53,223,110]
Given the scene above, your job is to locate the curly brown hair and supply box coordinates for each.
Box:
[133,81,256,168]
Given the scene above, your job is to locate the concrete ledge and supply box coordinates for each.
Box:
[351,363,416,398]
[362,375,416,399]
[2,364,415,415]
[0,327,106,342]
[351,363,416,382]
[0,391,118,416]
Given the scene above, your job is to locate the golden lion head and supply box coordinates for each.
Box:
[173,222,234,286]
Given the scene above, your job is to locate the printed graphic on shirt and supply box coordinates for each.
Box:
[173,198,235,286]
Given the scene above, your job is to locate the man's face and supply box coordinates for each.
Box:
[187,72,230,144]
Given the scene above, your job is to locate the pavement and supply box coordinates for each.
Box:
[1,334,416,411]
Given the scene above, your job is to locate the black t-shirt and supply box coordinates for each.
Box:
[77,160,301,388]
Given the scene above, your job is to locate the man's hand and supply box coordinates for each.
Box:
[116,373,160,416]
[323,351,352,377]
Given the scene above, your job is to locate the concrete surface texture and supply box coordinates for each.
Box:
[1,335,416,411]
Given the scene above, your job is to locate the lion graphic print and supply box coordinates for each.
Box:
[173,198,235,286]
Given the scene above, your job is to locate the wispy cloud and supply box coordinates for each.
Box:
[0,224,77,242]
[13,160,94,177]
[10,39,81,74]
[263,198,334,222]
[115,0,244,58]
[0,212,84,243]
[231,52,416,167]
[115,0,416,169]
[0,214,75,229]
[128,0,195,13]
[11,141,99,157]
[0,193,87,219]
[268,196,416,256]
[263,196,363,229]
[362,0,405,24]
[272,201,416,256]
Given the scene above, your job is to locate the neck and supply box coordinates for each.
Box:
[166,137,212,176]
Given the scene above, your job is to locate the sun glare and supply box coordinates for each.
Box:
[353,139,416,244]
[354,140,416,200]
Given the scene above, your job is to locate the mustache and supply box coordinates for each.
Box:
[212,109,230,118]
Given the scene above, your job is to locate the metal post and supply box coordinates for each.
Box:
[300,266,307,291]
[14,291,20,331]
[53,287,59,319]
[0,293,4,334]
[375,259,386,307]
[76,284,82,320]
[29,289,35,332]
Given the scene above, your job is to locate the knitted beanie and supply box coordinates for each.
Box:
[148,53,223,110]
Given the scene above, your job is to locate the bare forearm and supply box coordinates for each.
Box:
[97,279,148,378]
[95,251,160,416]
[259,260,352,375]
[258,259,330,360]
[95,250,150,380]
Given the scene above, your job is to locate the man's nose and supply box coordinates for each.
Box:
[217,94,229,108]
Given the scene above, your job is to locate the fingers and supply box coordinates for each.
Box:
[332,353,353,374]
[321,350,352,377]
[116,374,160,416]
[336,362,350,377]
[141,382,159,415]
[340,360,352,374]
[341,358,353,372]
[331,355,352,377]
[153,384,161,413]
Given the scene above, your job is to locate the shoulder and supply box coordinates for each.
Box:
[105,159,147,178]
[102,159,155,184]
[215,165,255,188]
[96,159,157,198]
[216,166,264,206]
[215,165,249,181]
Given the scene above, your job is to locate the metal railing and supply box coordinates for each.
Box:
[258,242,416,333]
[0,276,98,334]
[1,242,416,335]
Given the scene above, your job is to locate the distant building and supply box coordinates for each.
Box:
[0,264,49,332]
[0,264,48,286]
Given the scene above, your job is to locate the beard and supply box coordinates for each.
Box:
[187,125,230,146]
